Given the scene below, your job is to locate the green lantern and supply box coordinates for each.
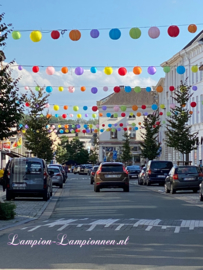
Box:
[163,120,166,124]
[120,105,127,111]
[134,86,141,93]
[92,113,97,118]
[163,66,171,73]
[72,125,75,128]
[35,86,40,91]
[129,27,141,39]
[12,31,21,40]
[167,112,171,116]
[73,106,79,111]
[113,113,118,117]
[129,112,134,116]
[71,130,75,133]
[111,128,116,132]
[132,123,136,127]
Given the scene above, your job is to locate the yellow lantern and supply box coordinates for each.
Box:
[77,114,82,118]
[30,31,42,42]
[58,86,64,92]
[160,104,165,109]
[191,65,198,73]
[89,124,93,128]
[58,125,61,128]
[22,130,26,133]
[53,105,59,111]
[104,67,113,75]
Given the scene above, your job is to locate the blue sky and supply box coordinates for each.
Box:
[2,0,203,117]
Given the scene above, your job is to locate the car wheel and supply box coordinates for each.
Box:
[124,186,129,192]
[43,188,49,201]
[165,184,170,193]
[170,184,176,194]
[59,183,63,188]
[6,190,12,201]
[94,185,100,192]
[200,192,203,201]
[90,180,93,185]
[193,189,198,193]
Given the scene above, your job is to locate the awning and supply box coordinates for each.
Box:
[0,150,25,158]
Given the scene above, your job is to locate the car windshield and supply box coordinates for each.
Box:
[48,168,60,173]
[176,167,198,174]
[127,166,140,170]
[93,166,99,171]
[101,165,123,172]
[12,160,42,174]
[151,162,173,170]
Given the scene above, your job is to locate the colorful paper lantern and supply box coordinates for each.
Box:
[106,113,111,117]
[123,127,128,131]
[168,25,180,37]
[113,113,118,117]
[114,86,120,93]
[148,66,156,75]
[120,105,127,111]
[91,87,98,94]
[132,105,138,111]
[24,86,29,90]
[35,86,40,91]
[156,86,163,93]
[55,114,58,118]
[12,31,21,40]
[58,86,64,92]
[81,86,86,92]
[191,102,196,107]
[121,112,126,117]
[109,28,121,40]
[118,67,127,76]
[117,128,121,131]
[146,87,151,92]
[61,67,68,74]
[191,65,198,73]
[45,103,50,108]
[134,86,141,93]
[188,24,197,33]
[46,66,55,75]
[163,66,171,73]
[141,105,146,109]
[47,114,52,118]
[133,66,142,75]
[75,67,84,75]
[25,102,30,107]
[85,114,88,117]
[90,29,99,38]
[32,66,39,73]
[69,30,81,41]
[77,114,82,118]
[68,86,75,93]
[151,104,158,110]
[51,30,60,39]
[125,86,131,93]
[160,104,165,109]
[64,124,69,129]
[83,106,88,111]
[46,86,53,93]
[99,113,103,117]
[102,124,105,127]
[62,114,67,119]
[102,106,107,111]
[169,86,175,91]
[92,106,98,112]
[90,67,97,73]
[113,106,119,112]
[159,112,163,116]
[119,123,123,127]
[18,65,23,70]
[73,106,79,111]
[104,67,113,75]
[53,105,59,111]
[192,86,198,91]
[167,112,171,116]
[129,112,134,116]
[176,66,185,74]
[108,124,112,128]
[129,27,141,39]
[100,129,104,132]
[30,31,42,42]
[170,103,175,109]
[189,111,193,115]
[137,112,141,117]
[103,86,108,91]
[148,27,160,39]
[64,105,68,110]
[92,113,97,118]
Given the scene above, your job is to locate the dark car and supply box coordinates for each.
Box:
[90,166,99,184]
[126,165,141,179]
[138,167,146,185]
[94,162,129,192]
[165,165,203,194]
[144,160,173,186]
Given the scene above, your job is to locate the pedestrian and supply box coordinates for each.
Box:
[71,165,74,173]
[0,167,5,187]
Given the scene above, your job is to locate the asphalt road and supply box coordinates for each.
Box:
[1,174,203,270]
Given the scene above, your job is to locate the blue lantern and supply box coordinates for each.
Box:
[125,86,131,93]
[19,124,23,128]
[100,129,104,132]
[46,86,53,93]
[83,106,88,110]
[55,114,58,118]
[90,67,97,73]
[151,104,158,110]
[84,124,88,129]
[109,28,121,40]
[106,113,111,117]
[108,124,112,127]
[146,87,151,92]
[176,66,185,74]
[59,129,64,133]
[135,127,138,131]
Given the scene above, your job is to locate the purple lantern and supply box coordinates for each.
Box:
[117,128,121,131]
[77,124,81,128]
[86,129,91,133]
[192,86,198,91]
[113,106,119,112]
[90,29,100,38]
[25,124,29,129]
[102,105,107,111]
[147,66,156,75]
[18,65,23,70]
[96,124,99,128]
[103,86,108,92]
[75,67,84,75]
[144,112,148,116]
[114,123,117,127]
[91,87,98,94]
[85,114,88,117]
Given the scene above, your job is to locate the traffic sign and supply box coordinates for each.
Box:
[104,156,107,162]
[113,151,117,160]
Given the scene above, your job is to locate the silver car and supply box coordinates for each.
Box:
[48,166,63,188]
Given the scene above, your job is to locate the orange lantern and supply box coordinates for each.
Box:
[189,111,193,115]
[81,86,86,92]
[133,66,142,75]
[129,127,132,131]
[64,124,69,129]
[94,129,98,133]
[132,105,138,111]
[138,122,141,125]
[64,105,68,110]
[99,113,103,117]
[182,104,186,107]
[188,24,197,33]
[69,30,81,41]
[156,86,163,93]
[61,67,68,74]
[46,114,52,118]
[137,112,141,117]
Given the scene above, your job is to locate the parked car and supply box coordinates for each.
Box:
[165,165,203,194]
[90,166,99,184]
[94,162,129,192]
[138,167,146,185]
[79,165,86,175]
[73,166,79,174]
[84,165,93,175]
[48,166,63,188]
[199,181,203,201]
[48,164,67,183]
[144,160,173,186]
[6,157,52,201]
[126,165,141,179]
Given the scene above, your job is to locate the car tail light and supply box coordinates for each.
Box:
[44,171,48,178]
[96,168,101,175]
[123,167,128,174]
[56,173,61,176]
[173,174,179,180]
[148,170,151,175]
[199,173,203,177]
[142,172,144,176]
[91,172,95,176]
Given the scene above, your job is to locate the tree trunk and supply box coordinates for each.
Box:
[182,153,184,165]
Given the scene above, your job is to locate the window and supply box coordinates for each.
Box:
[130,132,136,139]
[101,164,123,172]
[110,129,117,139]
[196,96,199,124]
[200,62,203,81]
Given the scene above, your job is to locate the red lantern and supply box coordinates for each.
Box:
[168,25,180,37]
[156,121,160,125]
[169,86,175,91]
[32,66,39,73]
[25,102,30,107]
[75,129,79,133]
[119,123,123,127]
[123,127,127,131]
[191,102,196,107]
[121,113,126,117]
[62,114,67,119]
[82,130,86,134]
[102,124,105,127]
[92,106,98,112]
[159,112,163,116]
[114,86,120,93]
[153,125,156,128]
[51,30,60,39]
[141,105,146,109]
[118,67,127,76]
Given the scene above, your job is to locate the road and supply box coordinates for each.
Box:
[1,174,203,270]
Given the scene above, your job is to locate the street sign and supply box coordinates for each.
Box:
[113,151,117,160]
[104,156,107,162]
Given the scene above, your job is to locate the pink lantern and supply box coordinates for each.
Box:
[52,125,55,129]
[148,27,160,39]
[114,106,119,112]
[46,66,55,75]
[103,86,108,92]
[54,130,57,133]
[85,114,88,117]
[96,124,99,128]
[24,86,29,90]
[69,114,74,117]
[44,103,50,108]
[68,86,75,93]
[170,103,175,109]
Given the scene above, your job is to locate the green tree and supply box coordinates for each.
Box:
[140,110,161,160]
[0,13,26,140]
[89,135,98,164]
[121,133,132,163]
[64,138,89,164]
[23,87,54,162]
[55,136,69,164]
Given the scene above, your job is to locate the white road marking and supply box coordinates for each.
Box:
[174,227,180,233]
[87,219,119,231]
[115,224,124,230]
[77,224,83,227]
[145,226,153,231]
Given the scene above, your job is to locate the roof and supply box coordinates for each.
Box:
[97,86,155,106]
[182,30,203,50]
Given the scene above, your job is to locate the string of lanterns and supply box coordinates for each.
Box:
[11,24,199,42]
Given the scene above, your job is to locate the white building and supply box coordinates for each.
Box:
[158,30,203,165]
[97,86,156,164]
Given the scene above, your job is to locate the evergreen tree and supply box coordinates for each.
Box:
[140,110,161,160]
[89,135,98,164]
[23,87,54,162]
[55,136,70,164]
[165,80,198,162]
[121,133,132,163]
[0,13,26,140]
